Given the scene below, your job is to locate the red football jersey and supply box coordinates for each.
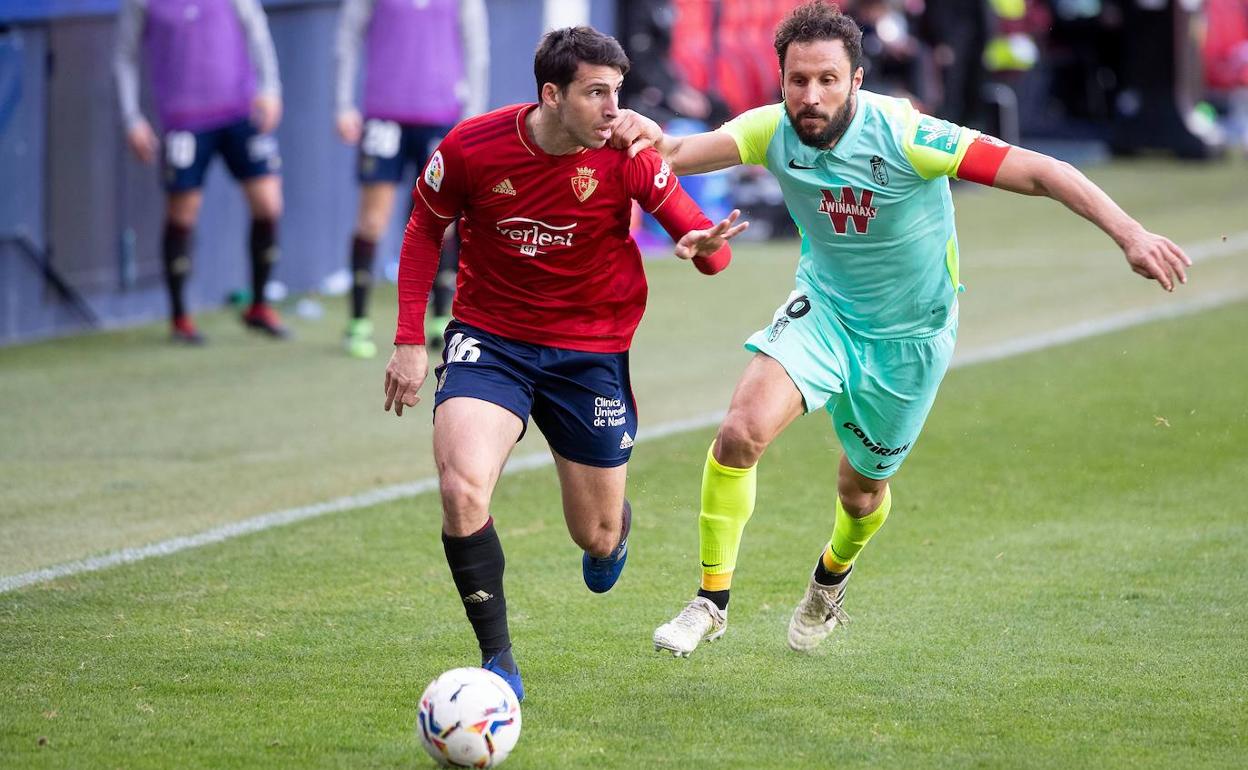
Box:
[396,103,731,352]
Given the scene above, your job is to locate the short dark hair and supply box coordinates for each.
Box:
[774,1,863,74]
[533,26,631,100]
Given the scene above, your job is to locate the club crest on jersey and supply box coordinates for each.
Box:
[870,155,889,186]
[571,166,599,202]
[818,187,878,235]
[424,150,445,192]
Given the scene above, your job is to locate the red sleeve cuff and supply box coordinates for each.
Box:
[692,243,731,275]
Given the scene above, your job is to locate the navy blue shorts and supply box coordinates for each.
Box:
[357,120,452,184]
[431,321,639,468]
[161,118,281,192]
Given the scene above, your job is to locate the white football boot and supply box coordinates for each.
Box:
[787,567,852,652]
[653,596,727,657]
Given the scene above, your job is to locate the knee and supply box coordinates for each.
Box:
[837,477,887,517]
[715,417,768,468]
[166,197,200,228]
[355,203,389,242]
[574,519,618,558]
[249,182,283,220]
[254,195,282,221]
[439,470,491,533]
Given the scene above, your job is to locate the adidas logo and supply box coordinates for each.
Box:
[619,432,634,450]
[462,590,493,604]
[492,178,516,196]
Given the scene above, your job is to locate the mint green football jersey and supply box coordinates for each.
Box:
[720,90,981,339]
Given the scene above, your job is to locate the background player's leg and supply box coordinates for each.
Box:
[345,182,397,359]
[551,454,631,593]
[240,174,288,337]
[434,396,526,699]
[655,353,804,656]
[164,191,203,343]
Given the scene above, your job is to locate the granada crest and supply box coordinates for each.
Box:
[571,166,599,202]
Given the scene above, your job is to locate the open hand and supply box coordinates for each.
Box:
[675,209,749,260]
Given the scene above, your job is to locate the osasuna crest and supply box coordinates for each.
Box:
[571,166,598,202]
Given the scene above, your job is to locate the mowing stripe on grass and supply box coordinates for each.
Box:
[2,234,1244,595]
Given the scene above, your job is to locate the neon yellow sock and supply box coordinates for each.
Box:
[822,487,892,573]
[698,443,757,591]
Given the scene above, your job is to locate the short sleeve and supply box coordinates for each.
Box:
[413,129,470,219]
[901,109,980,180]
[717,104,783,167]
[624,147,682,213]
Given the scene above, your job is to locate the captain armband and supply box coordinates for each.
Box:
[956,135,1012,186]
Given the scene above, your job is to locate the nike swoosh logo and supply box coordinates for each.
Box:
[700,561,722,568]
[876,461,898,470]
[788,159,817,169]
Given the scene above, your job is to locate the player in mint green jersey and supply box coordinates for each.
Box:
[611,0,1192,656]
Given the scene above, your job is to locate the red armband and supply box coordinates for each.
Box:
[957,135,1012,186]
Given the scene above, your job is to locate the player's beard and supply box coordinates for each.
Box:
[788,89,856,149]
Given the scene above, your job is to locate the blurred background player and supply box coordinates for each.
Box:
[114,0,288,344]
[334,0,489,358]
[382,27,747,701]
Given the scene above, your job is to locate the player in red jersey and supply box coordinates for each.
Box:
[381,27,748,700]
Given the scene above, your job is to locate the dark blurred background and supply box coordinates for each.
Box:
[1,0,1242,344]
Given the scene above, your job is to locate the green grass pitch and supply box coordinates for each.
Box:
[1,158,1246,767]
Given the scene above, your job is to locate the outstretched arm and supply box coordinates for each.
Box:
[988,147,1191,292]
[627,148,747,273]
[612,109,743,175]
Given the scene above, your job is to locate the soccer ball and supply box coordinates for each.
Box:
[416,667,522,768]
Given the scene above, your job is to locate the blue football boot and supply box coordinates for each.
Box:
[482,647,524,702]
[582,500,631,594]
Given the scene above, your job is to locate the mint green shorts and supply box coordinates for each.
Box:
[745,288,957,479]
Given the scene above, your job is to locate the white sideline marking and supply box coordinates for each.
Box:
[2,235,1244,594]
